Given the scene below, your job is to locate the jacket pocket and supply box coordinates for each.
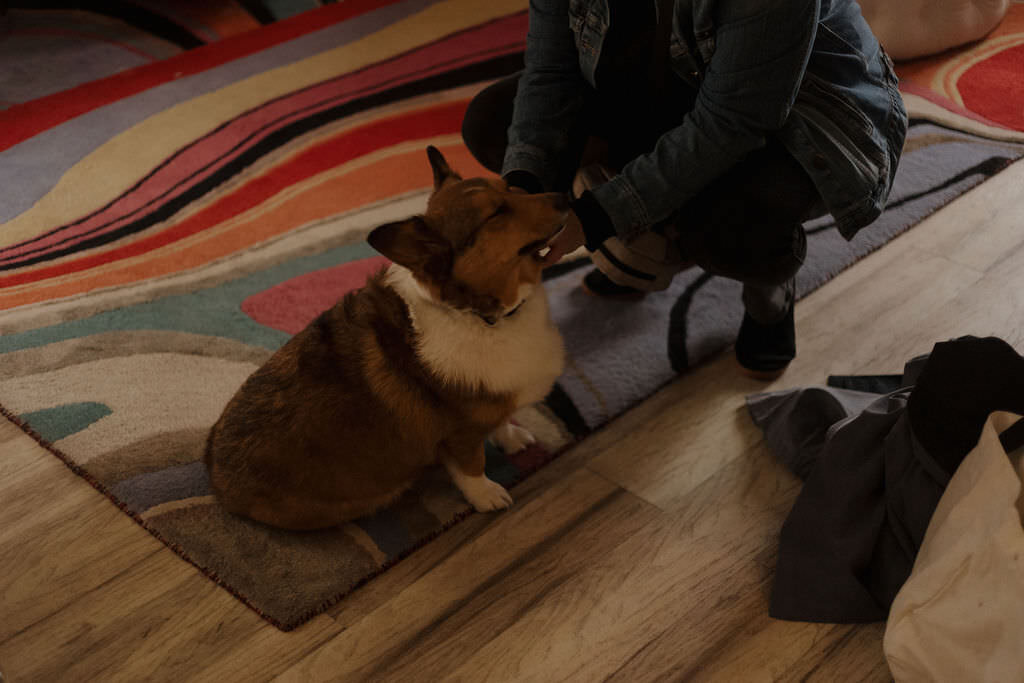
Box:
[800,74,876,139]
[795,75,887,190]
[816,22,871,69]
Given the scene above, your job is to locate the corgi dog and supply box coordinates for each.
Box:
[204,147,567,530]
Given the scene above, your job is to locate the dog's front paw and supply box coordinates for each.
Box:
[490,422,536,454]
[461,475,513,512]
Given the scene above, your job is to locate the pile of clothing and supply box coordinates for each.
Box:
[747,336,1024,681]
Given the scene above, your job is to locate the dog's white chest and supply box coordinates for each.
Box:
[424,295,564,406]
[388,266,565,406]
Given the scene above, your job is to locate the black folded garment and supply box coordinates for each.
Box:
[747,336,1024,623]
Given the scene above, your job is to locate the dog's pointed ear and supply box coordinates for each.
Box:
[367,216,452,274]
[426,145,460,190]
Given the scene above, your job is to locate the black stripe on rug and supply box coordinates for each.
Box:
[3,14,527,260]
[10,1,206,48]
[544,383,591,439]
[0,50,526,272]
[667,271,716,373]
[232,0,278,25]
[805,154,1014,236]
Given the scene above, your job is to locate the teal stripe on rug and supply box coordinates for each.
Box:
[0,240,377,355]
[20,402,113,442]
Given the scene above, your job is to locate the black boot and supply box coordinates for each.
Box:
[735,299,796,380]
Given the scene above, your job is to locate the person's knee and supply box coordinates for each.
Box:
[461,76,519,174]
[460,89,494,149]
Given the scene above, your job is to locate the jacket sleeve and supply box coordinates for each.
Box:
[590,0,820,242]
[502,0,588,191]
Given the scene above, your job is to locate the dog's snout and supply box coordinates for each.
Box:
[551,193,570,212]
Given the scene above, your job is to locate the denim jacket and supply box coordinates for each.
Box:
[502,0,908,241]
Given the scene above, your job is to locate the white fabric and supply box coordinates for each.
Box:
[884,412,1024,683]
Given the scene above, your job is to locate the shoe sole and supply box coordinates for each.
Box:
[580,281,647,301]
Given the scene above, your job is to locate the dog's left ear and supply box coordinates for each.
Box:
[368,216,452,276]
[426,145,460,190]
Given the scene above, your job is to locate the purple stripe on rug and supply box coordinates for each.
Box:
[0,13,526,265]
[0,11,177,104]
[353,513,415,559]
[0,0,447,224]
[109,460,212,514]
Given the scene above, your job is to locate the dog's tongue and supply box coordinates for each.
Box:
[536,224,568,264]
[541,226,575,266]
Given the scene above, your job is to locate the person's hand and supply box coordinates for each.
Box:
[540,209,585,267]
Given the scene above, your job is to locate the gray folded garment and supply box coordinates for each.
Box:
[748,336,1024,623]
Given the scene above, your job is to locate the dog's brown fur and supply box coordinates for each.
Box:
[204,147,567,530]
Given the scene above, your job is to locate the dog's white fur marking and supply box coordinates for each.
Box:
[443,458,513,511]
[491,421,537,453]
[386,264,565,408]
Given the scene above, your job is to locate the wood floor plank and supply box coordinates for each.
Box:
[277,469,661,681]
[670,620,889,683]
[0,412,42,481]
[325,424,603,627]
[575,415,896,681]
[840,255,1024,377]
[675,621,852,683]
[795,623,891,683]
[0,548,342,682]
[587,246,982,511]
[437,445,813,682]
[785,248,983,386]
[895,158,1024,274]
[987,230,1024,288]
[584,353,770,511]
[0,419,163,644]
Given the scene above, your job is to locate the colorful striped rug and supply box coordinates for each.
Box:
[3,0,1024,631]
[0,0,350,109]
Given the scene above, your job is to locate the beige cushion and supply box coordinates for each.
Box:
[884,411,1024,682]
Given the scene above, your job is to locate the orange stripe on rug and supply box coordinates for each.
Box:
[0,143,487,310]
[0,99,472,292]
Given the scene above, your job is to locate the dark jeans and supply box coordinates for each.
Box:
[462,74,825,303]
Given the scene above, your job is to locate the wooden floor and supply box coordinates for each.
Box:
[2,160,1023,683]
